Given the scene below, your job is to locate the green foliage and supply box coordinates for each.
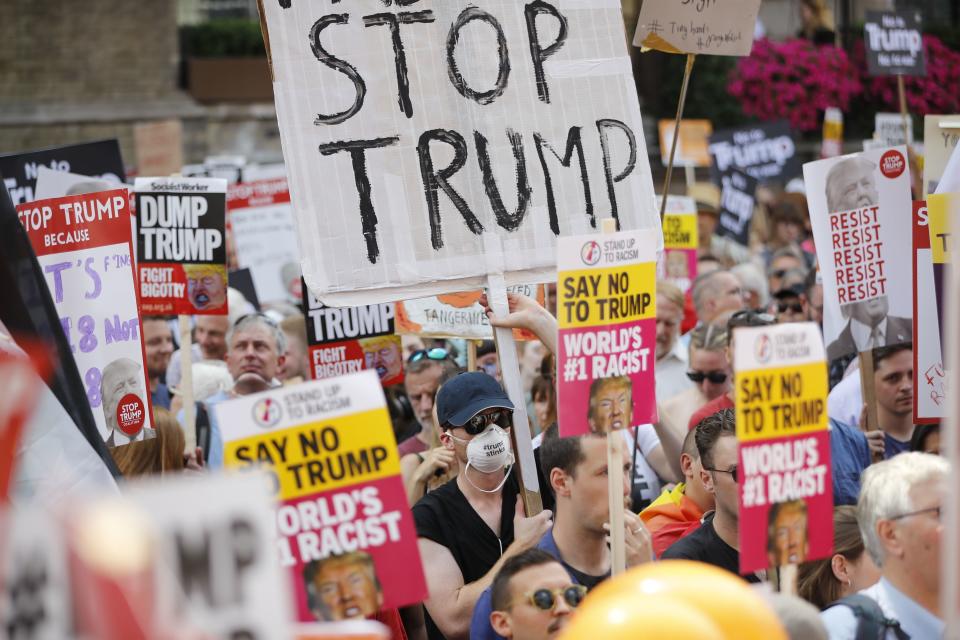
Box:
[181,19,266,58]
[652,52,747,131]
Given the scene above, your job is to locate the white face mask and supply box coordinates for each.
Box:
[450,425,515,493]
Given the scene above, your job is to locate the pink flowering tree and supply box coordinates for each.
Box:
[728,38,863,132]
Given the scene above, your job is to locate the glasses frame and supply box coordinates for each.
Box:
[776,302,805,314]
[407,347,449,364]
[519,585,587,612]
[889,506,941,521]
[703,465,738,483]
[447,409,513,436]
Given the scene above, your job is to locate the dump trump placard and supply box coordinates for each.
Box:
[219,372,427,621]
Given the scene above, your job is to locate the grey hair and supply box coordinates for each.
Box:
[825,157,875,213]
[226,314,287,355]
[857,452,949,567]
[691,269,732,318]
[731,262,769,308]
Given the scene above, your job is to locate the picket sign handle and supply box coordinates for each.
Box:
[659,53,697,220]
[943,246,960,637]
[896,74,910,148]
[857,348,882,462]
[771,563,798,595]
[599,217,627,576]
[467,339,478,374]
[684,164,696,191]
[178,315,197,451]
[487,273,543,516]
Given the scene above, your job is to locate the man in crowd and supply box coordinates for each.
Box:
[414,372,552,640]
[771,279,808,325]
[488,549,584,640]
[821,452,946,638]
[640,427,713,557]
[655,281,693,402]
[870,344,915,458]
[690,270,747,329]
[687,309,777,431]
[803,268,823,327]
[691,183,752,267]
[204,314,287,467]
[167,315,231,389]
[142,316,174,409]
[663,409,762,582]
[278,314,310,383]
[399,349,460,457]
[471,424,653,640]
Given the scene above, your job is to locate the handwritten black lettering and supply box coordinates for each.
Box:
[534,127,594,234]
[417,129,482,251]
[597,119,637,229]
[524,1,568,104]
[310,14,366,125]
[363,11,436,118]
[475,129,531,232]
[446,7,511,105]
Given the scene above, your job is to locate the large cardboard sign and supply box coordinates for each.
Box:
[658,120,713,168]
[913,201,945,423]
[803,148,914,362]
[395,283,541,340]
[0,139,126,206]
[709,121,800,185]
[219,372,427,622]
[229,178,300,304]
[633,0,761,57]
[303,282,402,387]
[717,169,758,247]
[923,115,960,196]
[734,322,832,574]
[75,473,293,639]
[16,189,154,445]
[659,195,698,293]
[864,11,926,77]
[134,177,228,316]
[557,229,658,437]
[262,0,660,306]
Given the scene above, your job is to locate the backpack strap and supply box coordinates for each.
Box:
[830,594,910,640]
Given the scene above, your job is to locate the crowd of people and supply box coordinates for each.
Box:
[117,162,946,640]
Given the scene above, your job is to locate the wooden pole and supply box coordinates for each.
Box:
[685,164,696,191]
[897,74,910,147]
[858,348,882,462]
[660,54,697,220]
[600,217,627,575]
[467,339,478,374]
[488,273,543,515]
[178,315,196,451]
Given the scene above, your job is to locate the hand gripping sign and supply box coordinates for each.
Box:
[218,371,427,622]
[557,229,658,437]
[259,0,660,306]
[16,189,154,446]
[134,177,229,316]
[733,322,833,575]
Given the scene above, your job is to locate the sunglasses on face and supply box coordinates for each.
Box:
[686,370,728,384]
[777,302,804,314]
[704,465,738,483]
[449,410,512,436]
[522,585,587,611]
[408,347,449,364]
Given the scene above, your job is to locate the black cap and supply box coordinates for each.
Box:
[436,372,514,428]
[772,284,805,299]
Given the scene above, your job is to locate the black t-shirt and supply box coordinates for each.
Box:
[563,561,607,590]
[661,512,762,583]
[413,472,520,640]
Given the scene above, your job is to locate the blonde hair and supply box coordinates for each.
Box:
[656,280,685,309]
[111,407,185,477]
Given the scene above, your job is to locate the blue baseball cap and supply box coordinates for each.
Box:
[436,372,514,428]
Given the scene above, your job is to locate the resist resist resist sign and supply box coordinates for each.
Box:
[16,190,153,445]
[804,147,914,362]
[262,0,660,306]
[557,229,657,437]
[303,280,403,387]
[218,372,427,622]
[734,322,832,574]
[135,177,228,315]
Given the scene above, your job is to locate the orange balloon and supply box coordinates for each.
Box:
[586,560,787,640]
[560,592,724,640]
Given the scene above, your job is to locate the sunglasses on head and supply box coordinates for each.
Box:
[728,309,777,330]
[408,347,449,364]
[522,585,587,611]
[448,409,512,436]
[235,312,278,328]
[777,302,804,314]
[686,370,728,384]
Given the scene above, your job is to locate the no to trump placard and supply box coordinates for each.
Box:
[557,229,657,437]
[219,372,427,622]
[16,189,154,446]
[262,0,660,306]
[864,11,926,77]
[734,322,832,574]
[134,177,228,315]
[803,148,914,362]
[659,195,698,293]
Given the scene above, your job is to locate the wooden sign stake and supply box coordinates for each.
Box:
[660,54,697,220]
[178,315,197,451]
[488,272,543,515]
[896,74,910,147]
[858,348,882,462]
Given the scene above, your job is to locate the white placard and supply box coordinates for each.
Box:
[263,0,660,305]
